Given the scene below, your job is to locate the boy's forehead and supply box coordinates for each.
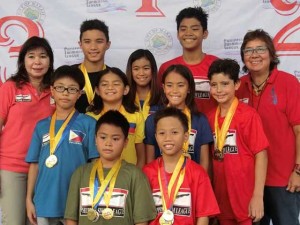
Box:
[81,29,107,40]
[97,123,124,135]
[53,77,79,86]
[179,18,202,27]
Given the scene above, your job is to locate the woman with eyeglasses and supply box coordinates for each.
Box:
[0,36,55,224]
[237,29,300,225]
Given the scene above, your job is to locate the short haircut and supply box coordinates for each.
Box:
[240,29,279,72]
[95,110,129,138]
[176,7,208,31]
[79,19,109,41]
[208,59,240,83]
[51,65,85,90]
[154,107,188,133]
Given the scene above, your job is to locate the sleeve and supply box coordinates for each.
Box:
[196,114,214,145]
[285,75,300,126]
[86,117,99,159]
[64,167,82,220]
[243,110,269,155]
[132,167,157,223]
[194,166,220,217]
[134,112,145,143]
[25,123,42,163]
[0,81,16,120]
[144,114,156,145]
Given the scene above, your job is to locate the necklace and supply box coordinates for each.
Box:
[251,76,269,95]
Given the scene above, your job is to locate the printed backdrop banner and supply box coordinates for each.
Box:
[1,0,300,85]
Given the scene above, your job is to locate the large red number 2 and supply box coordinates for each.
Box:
[0,16,44,57]
[271,0,300,55]
[136,0,164,17]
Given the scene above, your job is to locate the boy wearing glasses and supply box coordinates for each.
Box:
[26,65,99,225]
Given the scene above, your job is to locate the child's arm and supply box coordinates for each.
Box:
[196,217,209,225]
[200,144,209,172]
[66,219,78,225]
[136,143,146,169]
[248,150,267,222]
[26,163,39,225]
[146,144,155,164]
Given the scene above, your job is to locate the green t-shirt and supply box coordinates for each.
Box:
[65,160,156,225]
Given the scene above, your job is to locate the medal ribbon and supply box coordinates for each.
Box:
[89,159,122,208]
[158,155,186,211]
[49,109,77,156]
[182,107,191,153]
[79,63,106,104]
[214,97,238,152]
[135,92,150,118]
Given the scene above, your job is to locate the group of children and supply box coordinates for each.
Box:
[1,4,299,225]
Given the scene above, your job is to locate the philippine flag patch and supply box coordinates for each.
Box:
[129,123,136,134]
[69,130,85,144]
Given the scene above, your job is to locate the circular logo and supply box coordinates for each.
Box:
[144,28,173,55]
[193,0,221,13]
[17,1,46,24]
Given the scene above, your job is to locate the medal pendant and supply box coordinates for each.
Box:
[159,210,174,225]
[45,155,58,168]
[102,207,114,220]
[213,149,224,161]
[87,208,99,222]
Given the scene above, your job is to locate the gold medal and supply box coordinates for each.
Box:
[45,155,58,168]
[87,208,99,222]
[102,207,114,220]
[159,210,174,225]
[213,149,224,161]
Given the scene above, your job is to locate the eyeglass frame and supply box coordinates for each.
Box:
[242,46,268,56]
[53,86,80,94]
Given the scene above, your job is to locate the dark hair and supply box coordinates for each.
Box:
[88,67,138,114]
[162,64,198,114]
[176,7,208,31]
[208,59,240,83]
[95,110,129,138]
[51,65,85,90]
[9,36,54,89]
[154,107,188,133]
[240,29,279,73]
[126,49,161,106]
[80,19,109,42]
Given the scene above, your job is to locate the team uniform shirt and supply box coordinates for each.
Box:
[26,113,99,217]
[65,160,157,225]
[158,55,218,115]
[144,111,213,163]
[0,81,55,173]
[207,102,269,221]
[236,69,300,186]
[72,64,109,113]
[87,109,145,165]
[143,158,220,225]
[137,99,162,120]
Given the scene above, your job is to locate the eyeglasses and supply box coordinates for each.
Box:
[53,86,80,94]
[243,46,268,56]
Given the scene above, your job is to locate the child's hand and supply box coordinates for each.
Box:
[26,199,37,225]
[286,171,300,193]
[248,195,264,222]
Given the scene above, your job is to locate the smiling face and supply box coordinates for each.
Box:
[210,72,240,108]
[96,123,128,165]
[155,116,188,157]
[243,39,271,75]
[79,29,111,65]
[25,47,50,83]
[131,57,152,88]
[177,18,208,51]
[96,72,129,106]
[163,72,189,109]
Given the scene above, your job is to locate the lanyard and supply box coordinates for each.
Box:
[135,92,151,119]
[214,97,238,152]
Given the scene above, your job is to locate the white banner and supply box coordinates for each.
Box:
[1,0,300,85]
